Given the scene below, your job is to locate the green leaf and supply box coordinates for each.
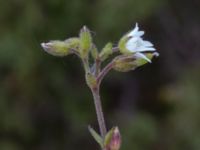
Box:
[88,126,103,148]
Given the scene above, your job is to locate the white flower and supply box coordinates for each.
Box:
[125,23,157,62]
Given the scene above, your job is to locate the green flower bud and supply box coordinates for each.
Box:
[104,127,121,150]
[65,37,80,49]
[41,38,79,57]
[113,60,136,72]
[79,26,92,58]
[99,42,113,61]
[41,41,70,57]
[113,52,159,72]
[113,55,136,72]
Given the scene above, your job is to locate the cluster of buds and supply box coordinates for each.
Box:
[41,24,158,76]
[41,23,159,150]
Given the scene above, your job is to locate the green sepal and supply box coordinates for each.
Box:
[113,52,158,72]
[104,127,115,147]
[85,72,97,88]
[41,40,72,57]
[64,37,80,49]
[113,62,137,72]
[91,44,99,60]
[88,126,103,148]
[134,52,159,66]
[118,36,131,54]
[99,42,113,61]
[134,58,149,66]
[105,127,121,150]
[113,55,136,72]
[41,37,80,57]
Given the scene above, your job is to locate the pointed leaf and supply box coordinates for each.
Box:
[88,126,103,148]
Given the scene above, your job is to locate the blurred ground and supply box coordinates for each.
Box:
[0,0,200,150]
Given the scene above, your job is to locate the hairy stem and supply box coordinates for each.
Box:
[91,86,107,138]
[82,57,90,72]
[89,56,116,150]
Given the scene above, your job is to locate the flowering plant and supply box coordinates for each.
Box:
[41,23,159,150]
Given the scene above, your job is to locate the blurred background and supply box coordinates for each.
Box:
[0,0,200,150]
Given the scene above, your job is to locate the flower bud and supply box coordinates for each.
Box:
[99,42,113,61]
[113,55,137,72]
[104,127,121,150]
[41,38,79,57]
[65,37,80,49]
[113,52,159,72]
[79,26,92,58]
[109,127,121,150]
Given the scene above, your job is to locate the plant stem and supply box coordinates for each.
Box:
[82,57,90,72]
[112,47,119,53]
[97,60,114,84]
[89,57,116,150]
[95,58,101,77]
[91,86,107,138]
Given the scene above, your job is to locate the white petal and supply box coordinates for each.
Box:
[152,52,159,57]
[41,43,46,48]
[136,47,156,52]
[127,37,138,44]
[134,31,144,37]
[134,52,151,63]
[136,37,145,45]
[41,42,52,50]
[125,37,138,51]
[125,23,157,54]
[126,43,137,52]
[128,23,139,37]
[142,41,153,47]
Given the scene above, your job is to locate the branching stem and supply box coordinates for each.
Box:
[84,51,115,150]
[90,59,115,137]
[97,61,114,85]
